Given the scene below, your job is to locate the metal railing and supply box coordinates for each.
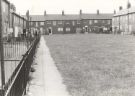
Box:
[0,35,40,96]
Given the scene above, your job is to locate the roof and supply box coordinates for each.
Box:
[30,15,45,21]
[44,14,80,20]
[81,14,113,20]
[30,13,113,21]
[30,14,80,21]
[114,7,135,17]
[3,0,10,4]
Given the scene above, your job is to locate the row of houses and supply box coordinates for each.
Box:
[29,10,113,35]
[113,7,135,35]
[3,0,135,36]
[2,0,28,39]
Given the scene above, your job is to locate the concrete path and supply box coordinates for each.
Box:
[28,36,71,96]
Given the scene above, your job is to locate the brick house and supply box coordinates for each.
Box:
[113,7,135,35]
[11,12,27,37]
[81,12,113,33]
[30,10,113,35]
[2,0,10,38]
[1,0,27,38]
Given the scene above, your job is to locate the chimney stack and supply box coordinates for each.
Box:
[114,10,116,14]
[97,9,99,15]
[44,10,46,16]
[62,10,64,16]
[80,9,82,15]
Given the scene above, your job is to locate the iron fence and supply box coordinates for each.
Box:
[0,35,40,96]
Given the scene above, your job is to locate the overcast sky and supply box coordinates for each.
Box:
[9,0,135,15]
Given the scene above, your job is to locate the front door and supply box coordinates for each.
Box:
[48,27,52,35]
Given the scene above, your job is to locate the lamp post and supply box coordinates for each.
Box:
[0,0,5,95]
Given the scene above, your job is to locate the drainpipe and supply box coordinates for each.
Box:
[0,0,5,95]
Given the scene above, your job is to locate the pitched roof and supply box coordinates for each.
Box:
[30,15,45,21]
[29,14,113,21]
[114,7,135,17]
[81,14,113,19]
[44,14,81,20]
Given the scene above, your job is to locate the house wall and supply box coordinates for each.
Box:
[30,20,82,34]
[2,0,10,38]
[82,19,112,33]
[45,20,82,34]
[113,13,135,35]
[112,16,120,33]
[30,19,112,34]
[11,13,27,37]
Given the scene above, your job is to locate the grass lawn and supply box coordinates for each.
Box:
[45,34,135,96]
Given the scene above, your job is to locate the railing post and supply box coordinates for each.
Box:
[0,0,5,95]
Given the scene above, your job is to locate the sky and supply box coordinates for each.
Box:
[9,0,135,15]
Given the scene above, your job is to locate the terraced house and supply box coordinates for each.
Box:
[29,10,113,34]
[2,0,10,38]
[113,7,135,35]
[1,0,28,39]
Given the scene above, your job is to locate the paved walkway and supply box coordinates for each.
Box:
[27,36,71,96]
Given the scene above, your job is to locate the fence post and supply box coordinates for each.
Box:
[0,0,5,95]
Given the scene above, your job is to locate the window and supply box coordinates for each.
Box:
[108,20,111,24]
[58,28,63,31]
[77,20,81,24]
[66,22,70,24]
[30,22,33,26]
[72,21,75,26]
[47,21,51,24]
[40,22,44,25]
[58,21,62,24]
[53,21,56,26]
[66,28,71,31]
[94,20,98,23]
[36,22,38,27]
[89,20,92,25]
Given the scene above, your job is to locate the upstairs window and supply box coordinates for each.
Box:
[47,21,51,24]
[58,21,63,24]
[77,20,81,24]
[53,21,56,26]
[72,21,75,26]
[108,20,111,24]
[89,20,92,25]
[66,22,70,25]
[40,22,44,26]
[36,22,38,27]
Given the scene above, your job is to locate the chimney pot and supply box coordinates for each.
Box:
[44,10,46,16]
[114,10,116,14]
[80,9,82,15]
[62,10,64,16]
[97,10,99,15]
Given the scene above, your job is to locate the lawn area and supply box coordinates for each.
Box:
[44,34,135,96]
